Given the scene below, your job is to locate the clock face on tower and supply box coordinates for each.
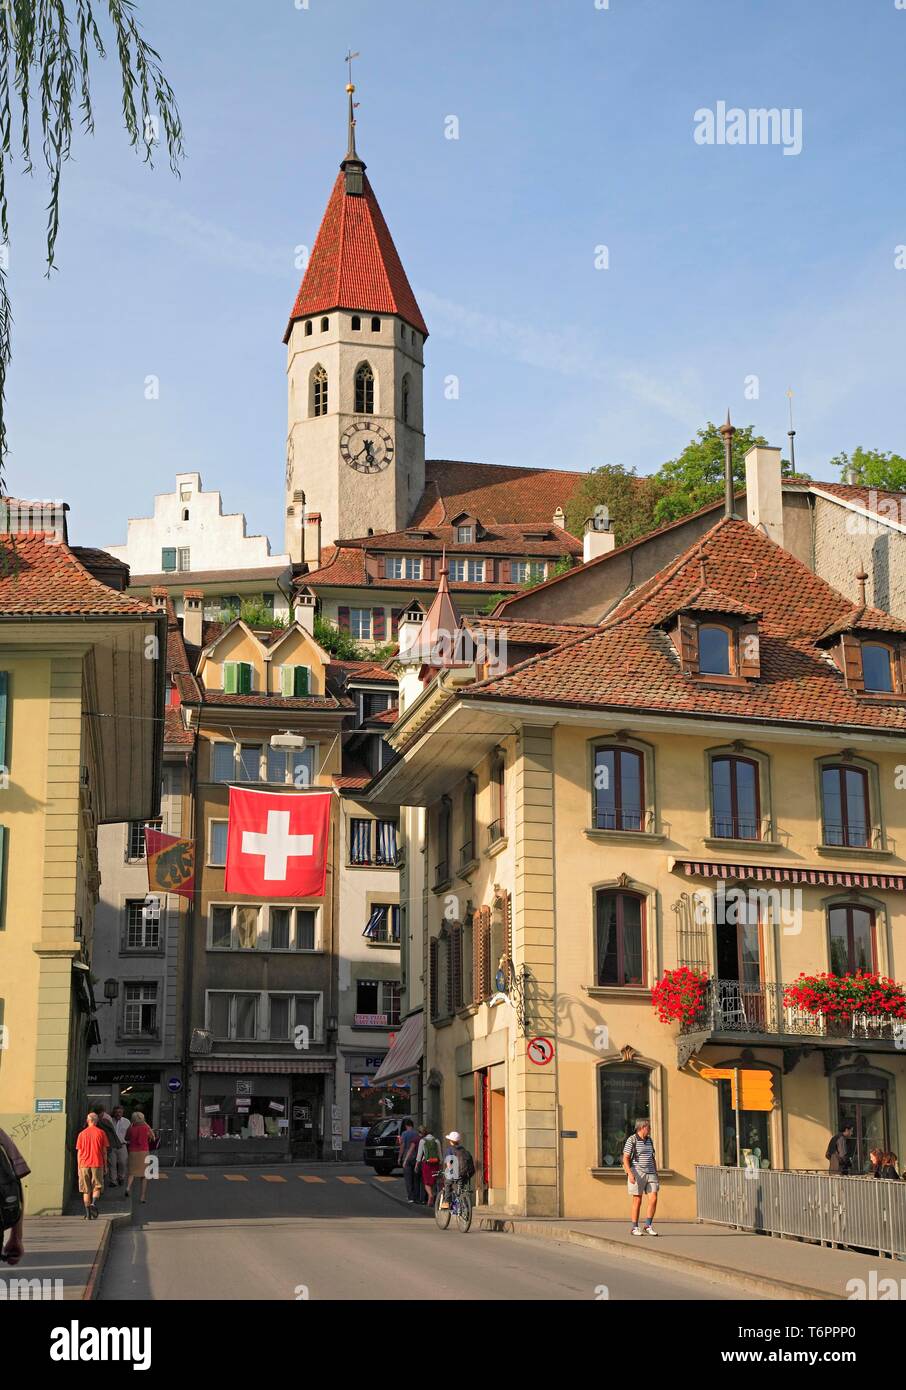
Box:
[340,420,394,474]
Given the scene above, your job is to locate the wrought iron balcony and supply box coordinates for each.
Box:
[680,978,905,1045]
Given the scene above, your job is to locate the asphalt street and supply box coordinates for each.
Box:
[97,1162,744,1301]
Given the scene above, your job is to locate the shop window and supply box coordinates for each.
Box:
[198,1093,288,1141]
[828,904,876,974]
[719,1076,772,1169]
[821,764,870,848]
[599,1063,650,1168]
[836,1071,891,1173]
[349,1077,409,1141]
[710,755,760,840]
[593,746,644,832]
[595,890,646,987]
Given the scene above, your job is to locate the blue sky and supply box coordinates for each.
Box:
[7,0,906,550]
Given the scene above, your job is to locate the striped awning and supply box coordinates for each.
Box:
[371,1012,423,1086]
[192,1059,335,1074]
[675,860,906,892]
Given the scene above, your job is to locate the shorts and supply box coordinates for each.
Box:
[628,1173,659,1196]
[78,1166,104,1195]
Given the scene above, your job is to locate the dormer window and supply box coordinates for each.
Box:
[699,624,733,676]
[223,661,253,695]
[456,525,474,544]
[862,643,895,693]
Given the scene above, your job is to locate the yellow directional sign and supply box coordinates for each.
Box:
[700,1066,774,1112]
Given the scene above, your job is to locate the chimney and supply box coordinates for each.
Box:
[397,602,426,658]
[295,587,316,635]
[182,590,204,648]
[583,517,617,564]
[552,506,565,529]
[150,586,168,611]
[744,445,784,546]
[303,509,322,568]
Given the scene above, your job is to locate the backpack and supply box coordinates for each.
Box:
[423,1137,441,1163]
[626,1133,656,1166]
[459,1146,476,1180]
[0,1143,24,1233]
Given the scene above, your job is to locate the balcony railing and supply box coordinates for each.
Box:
[592,806,644,832]
[488,818,505,847]
[681,978,904,1043]
[433,859,449,889]
[710,815,760,841]
[459,840,475,871]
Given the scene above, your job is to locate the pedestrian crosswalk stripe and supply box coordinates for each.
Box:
[223,1174,248,1182]
[373,1175,397,1182]
[337,1176,363,1184]
[300,1175,325,1183]
[260,1175,286,1183]
[185,1174,207,1181]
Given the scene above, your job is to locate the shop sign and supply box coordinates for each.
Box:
[354,1013,387,1027]
[236,1080,252,1097]
[344,1053,386,1072]
[87,1070,159,1084]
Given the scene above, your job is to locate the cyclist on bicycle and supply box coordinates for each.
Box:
[439,1131,475,1208]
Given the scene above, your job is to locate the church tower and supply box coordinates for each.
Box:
[283,81,428,566]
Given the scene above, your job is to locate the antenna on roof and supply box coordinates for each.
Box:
[718,410,737,519]
[786,388,797,475]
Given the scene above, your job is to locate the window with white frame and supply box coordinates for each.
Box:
[363,903,401,944]
[512,560,547,584]
[206,990,321,1042]
[211,742,236,783]
[122,983,158,1036]
[126,819,161,860]
[355,979,401,1026]
[177,548,191,572]
[456,526,474,544]
[449,558,485,583]
[266,744,315,787]
[386,556,422,581]
[124,899,161,952]
[209,819,228,866]
[209,903,318,951]
[350,608,372,640]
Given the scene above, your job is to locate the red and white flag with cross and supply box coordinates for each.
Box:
[224,787,331,898]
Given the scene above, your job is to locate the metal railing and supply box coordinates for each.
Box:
[681,978,904,1043]
[696,1164,906,1259]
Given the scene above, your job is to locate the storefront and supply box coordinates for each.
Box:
[344,1050,411,1156]
[370,1012,424,1130]
[85,1066,183,1159]
[188,1059,335,1165]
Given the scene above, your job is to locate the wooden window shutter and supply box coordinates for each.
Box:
[338,606,350,633]
[294,666,310,696]
[499,560,511,583]
[738,622,761,680]
[503,891,512,986]
[0,671,8,769]
[429,937,439,1021]
[223,662,238,694]
[280,665,293,697]
[840,634,864,692]
[237,662,253,695]
[478,905,492,1000]
[391,608,402,638]
[677,615,699,674]
[373,608,386,641]
[471,910,482,1002]
[444,933,454,1015]
[423,556,434,581]
[897,644,906,694]
[450,925,463,1009]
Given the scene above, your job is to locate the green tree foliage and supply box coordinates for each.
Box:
[565,464,668,548]
[0,1,184,470]
[651,421,770,526]
[830,447,906,492]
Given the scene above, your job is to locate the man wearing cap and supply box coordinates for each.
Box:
[439,1130,475,1209]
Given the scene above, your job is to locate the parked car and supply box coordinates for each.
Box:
[363,1117,413,1175]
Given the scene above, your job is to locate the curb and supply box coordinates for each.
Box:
[476,1217,839,1301]
[369,1179,433,1215]
[83,1214,131,1301]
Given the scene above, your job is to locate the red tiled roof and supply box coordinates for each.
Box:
[164,707,194,747]
[462,518,906,732]
[817,604,906,642]
[414,460,584,530]
[369,705,399,726]
[330,659,397,684]
[0,533,156,616]
[809,482,906,520]
[195,692,354,712]
[338,522,582,558]
[662,585,761,622]
[285,172,428,340]
[304,546,547,594]
[466,616,597,645]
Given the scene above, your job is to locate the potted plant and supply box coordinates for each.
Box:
[783,972,906,1037]
[651,966,710,1027]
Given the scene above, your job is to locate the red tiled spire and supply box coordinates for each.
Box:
[283,167,428,342]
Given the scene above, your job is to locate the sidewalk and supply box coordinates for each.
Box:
[371,1176,893,1300]
[2,1209,129,1301]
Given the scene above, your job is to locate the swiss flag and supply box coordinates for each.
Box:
[224,787,332,898]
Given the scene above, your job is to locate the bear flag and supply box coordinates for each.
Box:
[224,787,331,898]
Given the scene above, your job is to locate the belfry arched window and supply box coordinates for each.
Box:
[355,363,374,414]
[311,365,328,418]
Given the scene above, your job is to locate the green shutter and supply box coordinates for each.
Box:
[294,666,310,696]
[280,665,293,697]
[238,663,253,695]
[0,671,7,772]
[161,548,177,572]
[223,662,238,694]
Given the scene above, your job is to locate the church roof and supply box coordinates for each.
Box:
[284,171,428,341]
[415,460,584,530]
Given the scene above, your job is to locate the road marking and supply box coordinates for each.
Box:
[299,1175,325,1183]
[373,1175,397,1183]
[185,1174,207,1181]
[223,1174,248,1182]
[260,1174,286,1183]
[337,1175,364,1185]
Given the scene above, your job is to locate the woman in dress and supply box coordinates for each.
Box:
[125,1110,157,1203]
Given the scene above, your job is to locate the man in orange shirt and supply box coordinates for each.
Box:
[75,1112,109,1219]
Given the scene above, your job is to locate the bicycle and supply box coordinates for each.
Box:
[434,1177,472,1233]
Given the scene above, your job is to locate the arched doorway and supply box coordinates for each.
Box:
[835,1071,891,1172]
